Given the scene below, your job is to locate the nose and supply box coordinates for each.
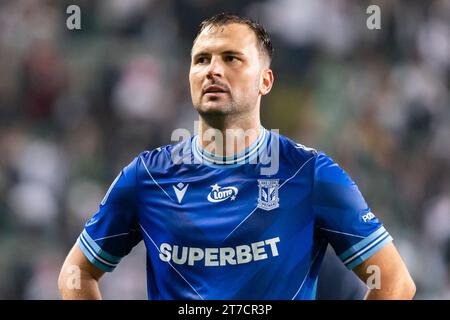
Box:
[206,56,224,79]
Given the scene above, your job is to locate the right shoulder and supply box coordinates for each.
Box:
[132,138,194,174]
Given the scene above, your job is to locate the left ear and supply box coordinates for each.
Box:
[259,68,274,96]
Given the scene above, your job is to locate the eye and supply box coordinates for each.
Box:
[195,56,208,64]
[225,55,237,62]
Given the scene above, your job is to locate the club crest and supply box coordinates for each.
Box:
[257,179,279,211]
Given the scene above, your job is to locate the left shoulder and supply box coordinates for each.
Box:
[312,152,356,186]
[272,131,318,164]
[270,132,353,183]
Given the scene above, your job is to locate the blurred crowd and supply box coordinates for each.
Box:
[0,0,448,299]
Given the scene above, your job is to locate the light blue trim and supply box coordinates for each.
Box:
[79,234,117,267]
[193,127,269,167]
[199,126,265,160]
[77,237,115,272]
[195,133,266,164]
[342,230,388,265]
[81,229,122,264]
[346,234,393,270]
[339,226,386,261]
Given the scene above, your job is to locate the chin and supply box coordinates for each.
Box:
[195,101,234,116]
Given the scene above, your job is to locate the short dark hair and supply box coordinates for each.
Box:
[193,13,274,64]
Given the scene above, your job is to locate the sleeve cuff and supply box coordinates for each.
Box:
[77,229,123,272]
[339,226,393,270]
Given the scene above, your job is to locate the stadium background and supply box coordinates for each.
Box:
[0,0,448,299]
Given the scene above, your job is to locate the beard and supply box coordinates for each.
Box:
[193,94,238,117]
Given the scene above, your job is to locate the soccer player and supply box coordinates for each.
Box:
[58,13,415,300]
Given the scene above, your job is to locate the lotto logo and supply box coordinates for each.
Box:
[207,184,238,203]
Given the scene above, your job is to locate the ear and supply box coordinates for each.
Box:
[259,68,274,96]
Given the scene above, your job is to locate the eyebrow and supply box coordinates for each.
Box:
[192,50,245,59]
[222,50,244,56]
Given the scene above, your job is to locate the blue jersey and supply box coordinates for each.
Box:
[77,128,392,300]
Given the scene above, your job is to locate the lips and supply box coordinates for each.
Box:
[203,85,228,95]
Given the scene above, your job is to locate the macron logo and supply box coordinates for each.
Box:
[173,182,189,204]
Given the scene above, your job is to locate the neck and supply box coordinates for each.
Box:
[197,113,261,157]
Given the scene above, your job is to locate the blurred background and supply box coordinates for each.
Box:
[0,0,448,299]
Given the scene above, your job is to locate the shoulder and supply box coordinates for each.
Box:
[131,138,192,174]
[272,131,318,165]
[271,132,351,183]
[312,152,354,186]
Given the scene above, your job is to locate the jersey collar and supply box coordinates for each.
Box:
[192,127,268,166]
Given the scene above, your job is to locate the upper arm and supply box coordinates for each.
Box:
[58,243,105,300]
[353,242,406,283]
[352,242,416,298]
[76,156,143,273]
[61,243,106,281]
[312,153,393,269]
[312,153,415,298]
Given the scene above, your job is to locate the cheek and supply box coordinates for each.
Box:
[232,80,259,103]
[232,68,255,86]
[238,72,261,95]
[189,72,201,93]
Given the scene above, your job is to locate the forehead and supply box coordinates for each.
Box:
[192,23,259,55]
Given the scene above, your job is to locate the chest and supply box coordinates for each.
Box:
[137,165,315,247]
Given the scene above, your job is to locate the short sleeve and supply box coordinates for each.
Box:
[312,152,393,270]
[77,156,142,272]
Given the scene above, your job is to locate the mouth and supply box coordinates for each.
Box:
[202,85,229,96]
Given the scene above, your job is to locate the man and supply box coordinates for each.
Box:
[58,13,415,300]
